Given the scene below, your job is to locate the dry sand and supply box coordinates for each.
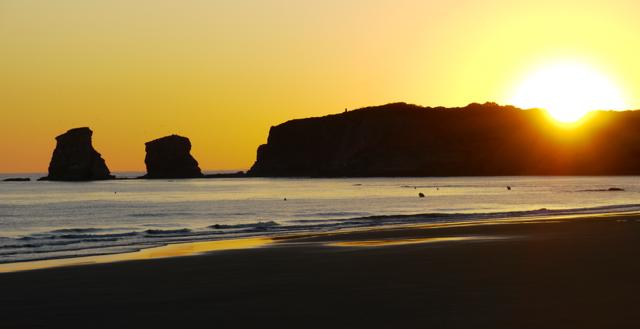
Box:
[1,215,640,328]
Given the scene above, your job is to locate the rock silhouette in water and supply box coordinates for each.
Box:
[3,177,30,182]
[248,102,640,177]
[143,135,203,179]
[41,127,114,181]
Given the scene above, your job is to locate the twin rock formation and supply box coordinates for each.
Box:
[42,128,201,181]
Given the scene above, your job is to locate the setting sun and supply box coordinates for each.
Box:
[509,61,628,122]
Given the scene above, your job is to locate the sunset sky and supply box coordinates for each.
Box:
[2,0,640,172]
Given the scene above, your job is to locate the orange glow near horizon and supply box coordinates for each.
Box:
[1,1,640,172]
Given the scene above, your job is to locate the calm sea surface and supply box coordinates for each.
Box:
[1,174,640,263]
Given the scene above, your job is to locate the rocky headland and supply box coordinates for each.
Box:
[142,135,203,179]
[40,127,114,181]
[249,102,640,177]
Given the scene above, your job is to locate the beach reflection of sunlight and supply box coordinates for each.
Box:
[329,236,495,247]
[0,237,271,273]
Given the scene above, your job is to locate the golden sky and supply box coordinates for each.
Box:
[1,0,639,172]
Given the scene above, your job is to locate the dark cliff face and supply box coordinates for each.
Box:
[42,127,114,181]
[248,102,640,177]
[143,135,203,179]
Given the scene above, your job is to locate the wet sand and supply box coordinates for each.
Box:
[1,215,640,328]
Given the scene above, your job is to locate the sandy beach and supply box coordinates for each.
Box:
[1,214,639,328]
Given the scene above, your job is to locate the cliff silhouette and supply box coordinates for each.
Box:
[249,102,640,177]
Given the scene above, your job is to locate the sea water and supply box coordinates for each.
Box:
[1,174,640,263]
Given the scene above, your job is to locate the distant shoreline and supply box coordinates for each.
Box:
[7,173,640,182]
[0,170,248,181]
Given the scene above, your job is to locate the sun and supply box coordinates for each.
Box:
[509,61,628,123]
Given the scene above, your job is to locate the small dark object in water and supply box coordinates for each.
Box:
[506,186,511,190]
[203,171,246,179]
[580,188,626,192]
[418,192,425,198]
[3,177,30,182]
[284,198,287,201]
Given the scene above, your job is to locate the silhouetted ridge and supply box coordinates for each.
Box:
[142,134,203,179]
[249,102,640,176]
[40,127,114,181]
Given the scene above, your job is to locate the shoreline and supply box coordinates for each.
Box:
[1,210,637,274]
[2,212,640,328]
[0,236,271,273]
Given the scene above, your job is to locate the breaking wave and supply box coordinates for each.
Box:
[2,203,640,264]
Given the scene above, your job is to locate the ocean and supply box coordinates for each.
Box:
[1,174,640,264]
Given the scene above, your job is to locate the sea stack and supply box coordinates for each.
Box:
[41,127,114,181]
[143,135,203,179]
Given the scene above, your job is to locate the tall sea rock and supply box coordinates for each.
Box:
[41,127,114,181]
[249,102,640,177]
[143,135,203,179]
